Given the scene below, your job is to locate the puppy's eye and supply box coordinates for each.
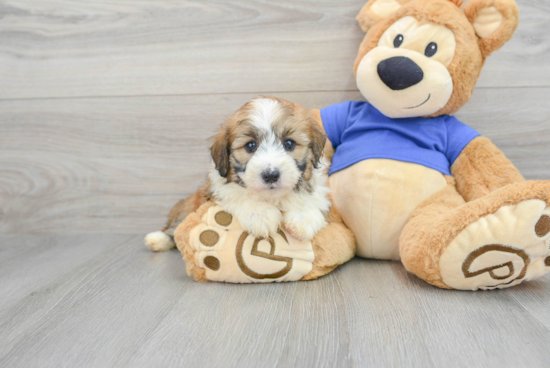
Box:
[245,141,257,153]
[393,34,404,48]
[283,139,296,151]
[425,42,438,57]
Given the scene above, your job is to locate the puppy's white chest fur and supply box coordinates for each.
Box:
[209,160,331,241]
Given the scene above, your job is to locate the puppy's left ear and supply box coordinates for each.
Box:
[464,0,519,58]
[210,125,230,178]
[309,123,327,169]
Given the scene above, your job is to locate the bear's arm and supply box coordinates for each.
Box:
[451,136,525,202]
[312,109,335,162]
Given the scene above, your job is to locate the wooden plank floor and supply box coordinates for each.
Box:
[1,0,550,367]
[1,234,549,368]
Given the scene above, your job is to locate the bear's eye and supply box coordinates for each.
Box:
[283,139,296,151]
[393,34,404,48]
[245,141,257,153]
[425,42,438,57]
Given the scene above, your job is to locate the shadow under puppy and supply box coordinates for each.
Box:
[145,96,331,251]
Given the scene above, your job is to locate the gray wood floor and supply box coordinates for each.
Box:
[1,235,550,368]
[1,1,550,367]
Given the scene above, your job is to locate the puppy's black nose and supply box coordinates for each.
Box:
[377,56,424,90]
[262,170,280,184]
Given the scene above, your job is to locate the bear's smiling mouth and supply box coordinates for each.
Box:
[404,94,431,109]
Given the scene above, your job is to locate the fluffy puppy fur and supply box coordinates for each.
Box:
[210,96,331,240]
[145,96,331,251]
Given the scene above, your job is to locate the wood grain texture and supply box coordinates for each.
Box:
[1,1,549,367]
[0,234,549,368]
[1,87,550,234]
[0,0,548,100]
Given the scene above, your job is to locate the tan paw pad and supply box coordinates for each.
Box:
[203,256,221,271]
[535,215,550,237]
[199,230,220,247]
[188,206,315,283]
[440,200,550,290]
[214,211,233,227]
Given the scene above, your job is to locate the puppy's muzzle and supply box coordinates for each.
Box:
[377,56,424,90]
[262,170,280,184]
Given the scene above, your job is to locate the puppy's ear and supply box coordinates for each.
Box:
[464,0,519,58]
[309,123,327,169]
[210,125,230,178]
[357,0,411,32]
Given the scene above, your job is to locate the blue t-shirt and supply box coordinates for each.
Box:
[321,101,480,176]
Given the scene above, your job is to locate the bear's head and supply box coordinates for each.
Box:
[354,0,519,118]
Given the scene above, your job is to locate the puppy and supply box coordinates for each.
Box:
[145,96,331,251]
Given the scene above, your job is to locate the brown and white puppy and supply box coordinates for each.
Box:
[145,96,331,251]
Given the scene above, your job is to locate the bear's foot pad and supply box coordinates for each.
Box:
[440,200,550,290]
[188,205,315,283]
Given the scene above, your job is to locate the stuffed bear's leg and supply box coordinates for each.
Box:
[400,179,550,290]
[451,137,526,201]
[302,205,356,281]
[173,201,355,283]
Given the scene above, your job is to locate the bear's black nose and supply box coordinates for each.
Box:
[377,56,424,90]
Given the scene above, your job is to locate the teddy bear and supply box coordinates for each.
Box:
[172,0,550,290]
[312,0,550,290]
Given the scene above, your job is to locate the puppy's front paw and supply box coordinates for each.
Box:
[283,210,327,241]
[236,207,282,239]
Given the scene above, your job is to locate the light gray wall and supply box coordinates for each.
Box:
[1,0,549,234]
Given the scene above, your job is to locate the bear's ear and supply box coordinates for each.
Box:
[356,0,411,32]
[464,0,520,57]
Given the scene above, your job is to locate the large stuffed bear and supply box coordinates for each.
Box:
[313,0,550,290]
[169,0,550,290]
